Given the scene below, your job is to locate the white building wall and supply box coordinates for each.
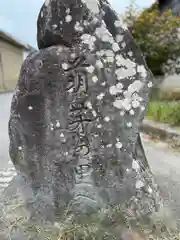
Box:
[23,50,30,61]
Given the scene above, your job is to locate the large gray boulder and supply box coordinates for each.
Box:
[7,0,161,229]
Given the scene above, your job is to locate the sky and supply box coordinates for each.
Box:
[0,0,153,48]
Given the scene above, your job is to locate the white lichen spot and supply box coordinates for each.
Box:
[115,142,123,149]
[116,55,135,67]
[109,85,117,95]
[68,88,73,93]
[86,65,95,74]
[96,60,103,68]
[132,100,140,109]
[86,101,92,109]
[62,63,69,70]
[104,116,110,122]
[97,124,102,129]
[28,106,33,110]
[122,99,131,111]
[114,98,122,108]
[45,0,50,7]
[56,121,60,128]
[116,83,123,90]
[148,81,153,88]
[113,99,131,111]
[105,49,114,56]
[132,160,140,171]
[18,146,22,151]
[97,93,105,100]
[141,106,145,111]
[60,133,65,138]
[126,168,130,172]
[128,80,143,94]
[127,122,132,128]
[92,75,98,83]
[51,127,54,131]
[65,152,69,156]
[96,50,104,57]
[65,15,72,23]
[115,63,136,80]
[74,21,83,32]
[92,17,99,24]
[128,51,133,57]
[148,186,153,193]
[101,82,106,86]
[105,50,115,63]
[129,109,135,115]
[41,11,44,18]
[92,110,97,117]
[71,53,76,59]
[110,83,123,96]
[83,20,89,26]
[136,180,144,189]
[121,42,126,48]
[58,47,63,53]
[112,42,120,52]
[114,20,121,28]
[116,34,123,42]
[52,24,57,30]
[95,25,114,43]
[81,34,96,50]
[81,0,99,14]
[133,94,143,102]
[66,8,70,14]
[120,111,125,116]
[107,144,112,148]
[137,65,147,78]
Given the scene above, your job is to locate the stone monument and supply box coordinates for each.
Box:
[7,0,161,230]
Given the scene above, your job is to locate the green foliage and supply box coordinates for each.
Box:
[122,1,180,76]
[147,101,180,125]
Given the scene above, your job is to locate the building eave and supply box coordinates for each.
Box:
[0,30,35,51]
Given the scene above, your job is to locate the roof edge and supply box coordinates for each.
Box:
[0,30,36,51]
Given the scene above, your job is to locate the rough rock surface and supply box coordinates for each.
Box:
[7,0,161,230]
